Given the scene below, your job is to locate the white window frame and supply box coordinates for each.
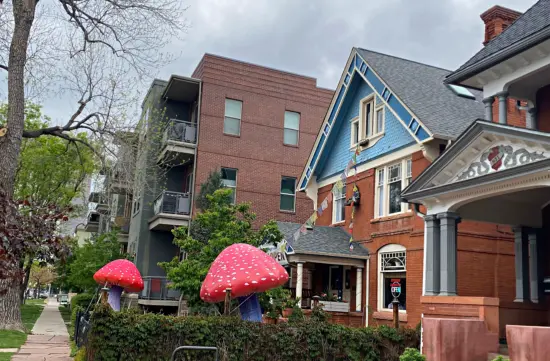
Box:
[350,117,360,148]
[186,172,193,194]
[358,94,385,147]
[377,244,407,313]
[283,111,300,146]
[221,167,238,204]
[374,158,412,218]
[332,183,346,224]
[279,176,297,212]
[224,99,242,136]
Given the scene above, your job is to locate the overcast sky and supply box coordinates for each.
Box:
[17,0,536,123]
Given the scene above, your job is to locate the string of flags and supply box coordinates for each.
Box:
[290,145,363,251]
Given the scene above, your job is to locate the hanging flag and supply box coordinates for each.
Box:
[345,160,354,175]
[349,222,354,230]
[310,212,318,223]
[333,179,344,192]
[300,224,307,234]
[352,153,357,164]
[349,236,354,244]
[321,198,328,210]
[349,244,354,251]
[340,171,347,181]
[293,229,301,242]
[351,207,356,218]
[355,146,361,156]
[317,205,324,216]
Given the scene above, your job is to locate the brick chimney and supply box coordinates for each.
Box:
[480,5,522,45]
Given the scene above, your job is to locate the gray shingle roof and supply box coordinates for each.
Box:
[450,0,550,81]
[356,48,485,139]
[276,222,369,258]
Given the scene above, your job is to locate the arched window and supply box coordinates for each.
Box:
[378,244,407,312]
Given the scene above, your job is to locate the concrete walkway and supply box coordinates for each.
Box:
[11,299,71,361]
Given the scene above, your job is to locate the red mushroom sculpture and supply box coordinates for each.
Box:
[93,259,144,311]
[201,243,288,321]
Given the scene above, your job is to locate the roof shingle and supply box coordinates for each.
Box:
[450,0,550,80]
[276,222,369,258]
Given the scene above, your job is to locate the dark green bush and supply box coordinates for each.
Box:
[86,304,420,361]
[70,293,95,311]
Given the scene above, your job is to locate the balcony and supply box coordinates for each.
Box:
[84,212,100,232]
[148,191,191,231]
[158,120,197,166]
[138,276,180,307]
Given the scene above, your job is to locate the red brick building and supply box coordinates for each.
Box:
[129,54,332,308]
[191,55,333,226]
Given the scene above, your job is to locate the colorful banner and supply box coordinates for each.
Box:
[288,145,363,252]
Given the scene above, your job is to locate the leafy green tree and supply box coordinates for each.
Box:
[195,170,225,212]
[161,189,283,311]
[67,231,124,292]
[0,103,98,207]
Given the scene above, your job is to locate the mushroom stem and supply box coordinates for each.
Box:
[107,285,123,311]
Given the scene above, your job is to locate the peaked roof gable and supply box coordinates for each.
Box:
[447,0,550,85]
[299,48,484,191]
[402,120,550,202]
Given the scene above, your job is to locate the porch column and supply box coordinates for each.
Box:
[527,107,537,130]
[355,267,363,312]
[496,91,508,125]
[437,212,461,296]
[424,215,440,296]
[482,96,495,122]
[296,262,304,301]
[528,230,541,303]
[513,227,529,302]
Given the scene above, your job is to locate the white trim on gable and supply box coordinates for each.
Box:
[298,48,434,193]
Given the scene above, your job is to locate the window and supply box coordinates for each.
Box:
[362,97,374,138]
[132,194,141,216]
[221,168,237,204]
[351,118,360,147]
[280,177,296,212]
[224,99,242,136]
[359,95,384,141]
[375,158,412,217]
[333,184,346,223]
[448,84,475,99]
[284,111,300,145]
[378,244,407,312]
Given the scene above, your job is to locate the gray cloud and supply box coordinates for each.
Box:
[2,0,534,123]
[159,0,531,90]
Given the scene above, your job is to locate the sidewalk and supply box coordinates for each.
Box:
[11,299,71,361]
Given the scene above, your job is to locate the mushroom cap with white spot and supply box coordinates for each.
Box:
[93,259,144,293]
[200,243,289,303]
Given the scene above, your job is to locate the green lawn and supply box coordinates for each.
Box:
[58,306,72,337]
[0,352,14,361]
[0,300,45,349]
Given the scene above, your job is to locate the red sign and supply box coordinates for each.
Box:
[488,146,504,170]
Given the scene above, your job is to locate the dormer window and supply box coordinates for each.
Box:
[356,94,384,148]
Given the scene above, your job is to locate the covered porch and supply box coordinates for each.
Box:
[276,222,370,327]
[402,120,550,339]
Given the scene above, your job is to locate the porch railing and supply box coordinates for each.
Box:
[153,191,191,215]
[139,276,181,300]
[163,120,197,144]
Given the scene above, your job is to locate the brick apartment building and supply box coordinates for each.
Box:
[280,4,550,337]
[127,54,332,308]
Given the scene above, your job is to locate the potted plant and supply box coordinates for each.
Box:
[282,297,299,318]
[264,309,279,324]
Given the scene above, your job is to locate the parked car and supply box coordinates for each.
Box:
[59,294,69,306]
[40,292,49,299]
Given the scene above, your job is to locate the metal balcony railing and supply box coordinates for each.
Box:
[153,191,191,215]
[139,276,181,300]
[163,120,197,144]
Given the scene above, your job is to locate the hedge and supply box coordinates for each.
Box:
[71,293,95,311]
[86,305,419,361]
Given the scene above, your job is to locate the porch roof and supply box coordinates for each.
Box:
[276,222,369,259]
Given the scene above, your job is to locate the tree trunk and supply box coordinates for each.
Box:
[0,279,25,331]
[0,0,36,195]
[20,260,32,305]
[0,0,37,331]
